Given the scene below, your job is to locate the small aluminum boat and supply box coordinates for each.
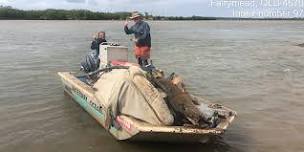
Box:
[58,71,236,142]
[58,44,236,142]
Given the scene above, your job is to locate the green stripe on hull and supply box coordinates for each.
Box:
[71,91,105,123]
[70,90,119,134]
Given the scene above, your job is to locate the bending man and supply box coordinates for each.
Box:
[124,11,151,66]
[91,31,107,57]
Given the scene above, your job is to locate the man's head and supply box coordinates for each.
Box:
[97,31,105,39]
[129,11,143,23]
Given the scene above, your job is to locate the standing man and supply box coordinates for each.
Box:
[124,11,151,66]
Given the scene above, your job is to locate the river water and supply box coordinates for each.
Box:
[0,20,303,152]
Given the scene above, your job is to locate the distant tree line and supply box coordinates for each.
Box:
[2,6,302,20]
[0,6,131,20]
[153,16,217,20]
[0,6,217,20]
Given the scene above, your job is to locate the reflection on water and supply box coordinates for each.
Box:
[0,20,304,152]
[120,138,242,152]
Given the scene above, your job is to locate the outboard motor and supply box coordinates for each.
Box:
[80,50,100,73]
[81,42,129,73]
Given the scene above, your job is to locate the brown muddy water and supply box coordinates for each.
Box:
[0,20,303,152]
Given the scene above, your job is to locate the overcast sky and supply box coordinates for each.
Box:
[1,0,303,17]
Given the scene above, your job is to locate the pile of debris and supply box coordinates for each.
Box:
[91,65,224,128]
[147,69,219,128]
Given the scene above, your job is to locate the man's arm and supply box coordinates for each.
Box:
[124,20,134,35]
[91,40,97,50]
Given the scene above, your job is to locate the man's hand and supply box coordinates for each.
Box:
[130,38,138,42]
[92,33,97,39]
[124,20,129,27]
